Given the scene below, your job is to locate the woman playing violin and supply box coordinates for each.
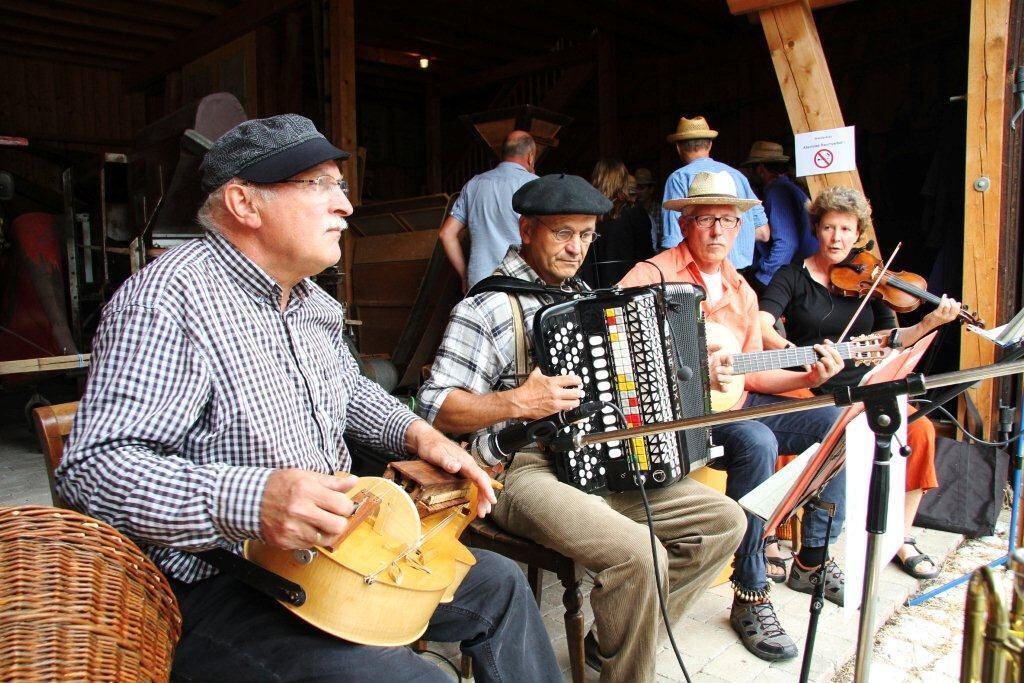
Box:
[757,186,962,581]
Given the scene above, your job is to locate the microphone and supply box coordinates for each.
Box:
[471,401,604,467]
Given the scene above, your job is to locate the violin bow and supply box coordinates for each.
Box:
[835,242,902,345]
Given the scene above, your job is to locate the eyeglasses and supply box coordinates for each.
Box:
[687,214,740,230]
[256,175,350,196]
[546,226,599,244]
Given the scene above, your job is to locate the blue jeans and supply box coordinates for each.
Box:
[169,549,560,682]
[711,392,846,593]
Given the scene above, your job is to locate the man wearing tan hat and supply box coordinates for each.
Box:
[620,171,847,663]
[661,116,767,270]
[741,141,818,292]
[634,167,662,250]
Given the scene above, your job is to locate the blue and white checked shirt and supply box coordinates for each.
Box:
[417,247,558,438]
[57,231,419,583]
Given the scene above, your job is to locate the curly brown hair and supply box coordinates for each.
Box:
[807,185,873,237]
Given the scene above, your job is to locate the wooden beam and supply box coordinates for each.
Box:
[598,31,618,158]
[435,43,596,97]
[425,89,442,194]
[4,0,179,41]
[728,0,855,14]
[961,0,1012,435]
[51,0,209,30]
[757,1,876,254]
[2,14,160,53]
[328,0,358,310]
[0,43,134,71]
[0,28,149,63]
[126,0,305,89]
[140,0,231,15]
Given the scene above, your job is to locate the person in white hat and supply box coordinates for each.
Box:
[740,141,819,292]
[619,171,847,663]
[661,116,768,270]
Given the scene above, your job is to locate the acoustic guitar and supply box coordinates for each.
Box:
[705,321,888,412]
[244,462,482,647]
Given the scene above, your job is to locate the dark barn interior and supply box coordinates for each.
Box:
[0,0,1019,425]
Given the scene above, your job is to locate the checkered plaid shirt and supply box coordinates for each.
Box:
[417,246,575,437]
[57,231,418,583]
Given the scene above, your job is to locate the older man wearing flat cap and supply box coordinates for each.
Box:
[57,114,560,682]
[418,174,744,682]
[661,116,769,269]
[621,171,847,663]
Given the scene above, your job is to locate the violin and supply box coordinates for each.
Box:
[829,246,984,327]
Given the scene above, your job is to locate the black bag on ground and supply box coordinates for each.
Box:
[913,435,1009,538]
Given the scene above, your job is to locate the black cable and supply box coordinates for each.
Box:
[415,648,462,679]
[602,401,692,683]
[910,398,1024,447]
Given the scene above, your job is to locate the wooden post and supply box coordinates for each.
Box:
[961,0,1012,434]
[327,0,358,310]
[598,31,618,159]
[425,87,442,194]
[735,0,877,253]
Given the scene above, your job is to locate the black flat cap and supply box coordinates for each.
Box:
[200,114,350,193]
[512,174,613,216]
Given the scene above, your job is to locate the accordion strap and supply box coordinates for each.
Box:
[467,275,579,300]
[507,294,529,383]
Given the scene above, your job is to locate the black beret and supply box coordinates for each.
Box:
[512,174,613,216]
[200,114,350,193]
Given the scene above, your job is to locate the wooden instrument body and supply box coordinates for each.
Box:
[244,475,477,647]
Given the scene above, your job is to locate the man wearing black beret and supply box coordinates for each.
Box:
[418,174,744,681]
[58,114,560,682]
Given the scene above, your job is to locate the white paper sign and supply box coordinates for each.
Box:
[794,126,857,177]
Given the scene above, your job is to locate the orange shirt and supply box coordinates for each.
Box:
[618,244,763,406]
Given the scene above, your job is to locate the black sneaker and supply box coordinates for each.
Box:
[729,599,799,661]
[787,558,845,606]
[584,630,602,672]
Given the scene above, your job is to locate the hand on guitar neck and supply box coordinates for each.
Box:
[704,322,888,412]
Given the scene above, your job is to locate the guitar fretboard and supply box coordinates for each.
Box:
[731,343,856,375]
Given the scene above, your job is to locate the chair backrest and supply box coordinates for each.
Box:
[31,401,79,508]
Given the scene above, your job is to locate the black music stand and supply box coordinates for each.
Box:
[750,336,938,683]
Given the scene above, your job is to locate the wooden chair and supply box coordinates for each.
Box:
[463,518,586,683]
[31,401,79,508]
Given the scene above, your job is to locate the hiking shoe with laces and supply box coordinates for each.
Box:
[729,599,799,661]
[787,558,845,606]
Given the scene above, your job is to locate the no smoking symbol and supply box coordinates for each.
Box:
[813,148,834,169]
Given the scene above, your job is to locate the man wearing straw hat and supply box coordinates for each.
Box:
[621,170,847,662]
[740,140,819,292]
[661,116,768,270]
[56,114,560,682]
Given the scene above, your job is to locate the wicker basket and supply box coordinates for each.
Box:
[0,506,182,682]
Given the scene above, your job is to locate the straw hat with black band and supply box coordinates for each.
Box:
[666,116,719,143]
[740,141,790,167]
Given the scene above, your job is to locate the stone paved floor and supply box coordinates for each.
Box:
[2,391,1013,682]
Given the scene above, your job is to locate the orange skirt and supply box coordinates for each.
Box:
[906,406,938,492]
[777,390,937,492]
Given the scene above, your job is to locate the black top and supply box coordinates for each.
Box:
[580,206,656,288]
[759,263,898,392]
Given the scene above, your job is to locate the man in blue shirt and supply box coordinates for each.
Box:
[661,116,768,269]
[439,131,538,291]
[741,141,819,292]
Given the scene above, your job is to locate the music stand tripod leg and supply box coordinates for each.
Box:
[854,393,902,683]
[799,497,837,683]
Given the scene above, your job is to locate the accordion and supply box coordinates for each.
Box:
[532,284,719,494]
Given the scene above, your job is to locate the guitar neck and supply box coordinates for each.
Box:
[731,343,853,375]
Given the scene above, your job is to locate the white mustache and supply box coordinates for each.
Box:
[326,218,348,232]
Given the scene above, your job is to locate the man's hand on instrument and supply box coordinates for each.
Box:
[407,420,498,518]
[260,469,357,550]
[923,294,962,329]
[707,342,737,393]
[805,341,844,387]
[513,367,583,419]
